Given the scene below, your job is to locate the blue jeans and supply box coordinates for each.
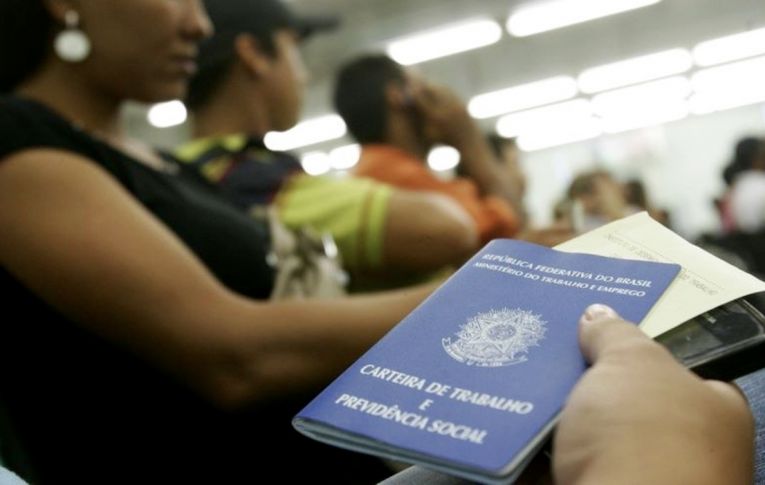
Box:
[737,367,765,484]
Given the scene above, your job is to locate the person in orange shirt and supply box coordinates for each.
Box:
[334,55,526,244]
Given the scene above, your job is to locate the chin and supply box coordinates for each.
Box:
[130,82,188,104]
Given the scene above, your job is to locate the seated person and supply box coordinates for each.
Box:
[334,54,525,244]
[0,1,439,482]
[727,137,765,234]
[176,0,478,276]
[566,169,638,231]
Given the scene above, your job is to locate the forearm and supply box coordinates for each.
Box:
[381,191,478,271]
[571,436,751,485]
[451,124,524,213]
[205,282,438,407]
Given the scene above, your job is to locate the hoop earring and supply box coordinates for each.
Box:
[54,11,91,63]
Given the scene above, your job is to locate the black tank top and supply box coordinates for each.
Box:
[0,97,389,484]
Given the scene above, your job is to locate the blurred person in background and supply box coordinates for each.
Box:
[0,0,445,482]
[723,136,765,234]
[334,54,572,248]
[178,0,478,283]
[457,134,526,203]
[715,136,762,233]
[623,178,671,228]
[565,170,638,232]
[334,54,525,243]
[698,137,765,298]
[486,134,526,206]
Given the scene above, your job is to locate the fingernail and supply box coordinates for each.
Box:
[581,304,618,323]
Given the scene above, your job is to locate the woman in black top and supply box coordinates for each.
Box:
[0,1,433,483]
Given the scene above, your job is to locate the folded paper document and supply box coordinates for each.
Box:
[557,212,765,337]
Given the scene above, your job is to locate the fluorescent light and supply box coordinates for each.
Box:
[516,120,602,151]
[427,145,460,171]
[600,101,689,133]
[691,89,765,115]
[507,0,662,37]
[690,56,765,114]
[578,48,692,94]
[468,76,578,119]
[300,151,331,176]
[264,115,346,151]
[591,77,690,133]
[147,100,187,128]
[495,99,601,151]
[693,27,765,67]
[591,76,691,112]
[496,99,595,138]
[387,19,502,65]
[329,144,360,170]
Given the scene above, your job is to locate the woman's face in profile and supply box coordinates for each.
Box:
[69,0,212,102]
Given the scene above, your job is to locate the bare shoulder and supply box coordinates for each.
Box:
[0,147,244,402]
[0,147,127,201]
[0,148,142,259]
[0,146,226,345]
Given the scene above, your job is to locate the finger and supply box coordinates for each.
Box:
[578,304,648,364]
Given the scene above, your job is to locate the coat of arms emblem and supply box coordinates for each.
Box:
[442,308,546,367]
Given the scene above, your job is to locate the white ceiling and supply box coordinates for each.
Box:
[293,0,765,129]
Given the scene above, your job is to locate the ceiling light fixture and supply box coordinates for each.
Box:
[387,19,502,65]
[468,76,578,119]
[578,48,692,94]
[427,145,461,171]
[147,100,187,128]
[300,151,332,176]
[507,0,662,37]
[264,115,346,152]
[693,27,765,67]
[329,144,361,170]
[496,99,595,139]
[690,56,765,114]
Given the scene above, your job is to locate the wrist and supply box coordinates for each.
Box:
[569,431,750,485]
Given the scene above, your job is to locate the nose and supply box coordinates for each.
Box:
[183,0,214,41]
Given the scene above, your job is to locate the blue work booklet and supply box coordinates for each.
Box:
[293,240,681,484]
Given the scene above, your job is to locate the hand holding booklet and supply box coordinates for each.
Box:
[293,236,682,484]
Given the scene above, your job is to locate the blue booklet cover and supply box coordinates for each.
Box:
[293,240,681,483]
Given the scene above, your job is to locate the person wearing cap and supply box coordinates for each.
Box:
[175,0,479,285]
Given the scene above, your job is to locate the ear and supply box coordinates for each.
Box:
[234,33,272,78]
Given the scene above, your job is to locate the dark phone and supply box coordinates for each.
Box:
[657,297,765,380]
[532,298,765,466]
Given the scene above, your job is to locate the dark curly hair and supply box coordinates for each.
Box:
[0,0,55,93]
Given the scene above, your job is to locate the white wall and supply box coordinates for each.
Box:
[521,103,765,238]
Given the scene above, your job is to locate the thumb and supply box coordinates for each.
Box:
[578,304,649,364]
